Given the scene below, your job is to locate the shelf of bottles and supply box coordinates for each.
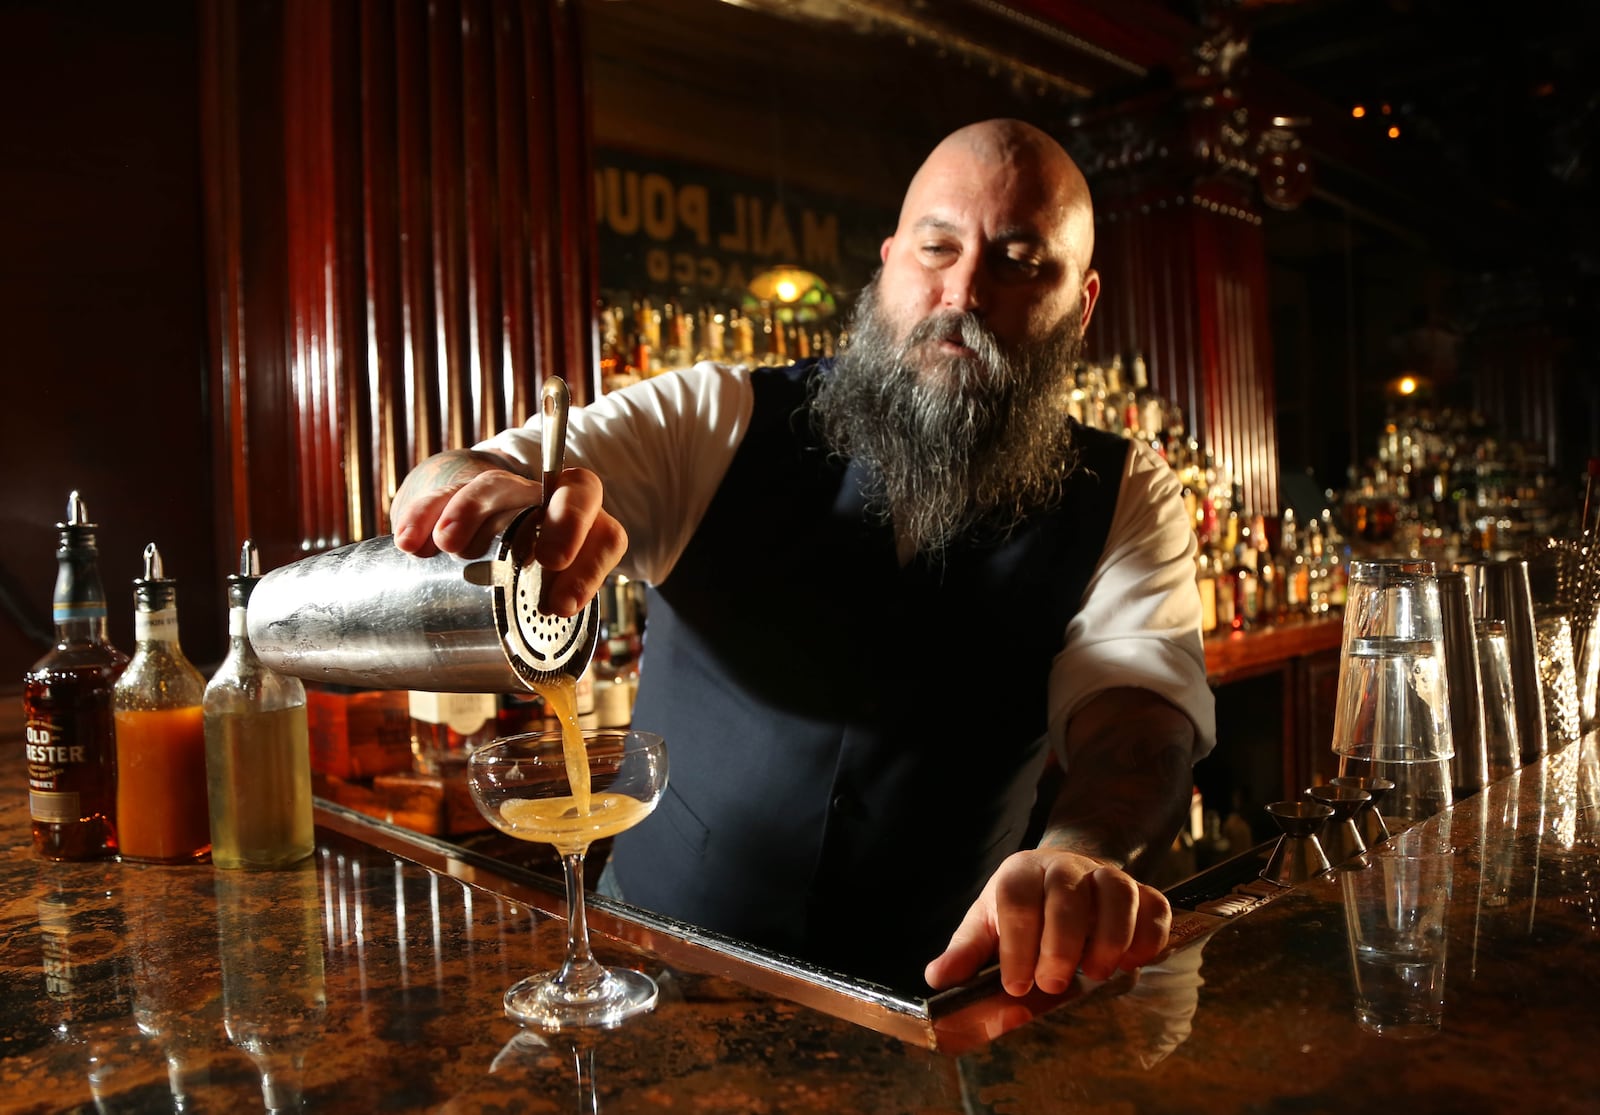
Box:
[1192,486,1350,640]
[1339,403,1565,565]
[598,292,847,393]
[1068,353,1349,641]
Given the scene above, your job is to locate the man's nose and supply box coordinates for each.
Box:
[940,256,985,314]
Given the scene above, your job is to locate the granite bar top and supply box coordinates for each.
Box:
[2,737,1598,1114]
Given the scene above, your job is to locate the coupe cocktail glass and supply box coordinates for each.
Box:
[467,728,668,1030]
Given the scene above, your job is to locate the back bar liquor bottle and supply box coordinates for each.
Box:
[23,492,128,860]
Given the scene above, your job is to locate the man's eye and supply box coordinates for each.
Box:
[920,243,956,257]
[1006,256,1042,277]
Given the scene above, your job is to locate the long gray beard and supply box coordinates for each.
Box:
[809,275,1084,558]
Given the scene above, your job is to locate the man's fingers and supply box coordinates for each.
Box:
[929,852,1173,999]
[542,513,628,616]
[1079,867,1139,981]
[530,469,626,615]
[432,471,543,558]
[993,864,1047,997]
[1123,883,1173,969]
[534,469,605,566]
[1034,863,1094,994]
[924,904,998,991]
[393,487,455,556]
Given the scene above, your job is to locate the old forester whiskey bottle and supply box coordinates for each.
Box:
[24,492,129,859]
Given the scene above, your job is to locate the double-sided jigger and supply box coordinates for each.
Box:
[1308,783,1372,867]
[1261,800,1336,887]
[1332,774,1394,848]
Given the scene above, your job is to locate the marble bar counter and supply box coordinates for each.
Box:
[3,737,1600,1115]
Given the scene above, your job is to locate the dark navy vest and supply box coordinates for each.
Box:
[610,359,1130,991]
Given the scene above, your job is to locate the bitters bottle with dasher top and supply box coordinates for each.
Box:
[203,541,314,868]
[113,543,211,863]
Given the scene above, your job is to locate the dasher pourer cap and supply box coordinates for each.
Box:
[227,539,263,607]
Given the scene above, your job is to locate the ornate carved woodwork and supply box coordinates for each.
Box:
[1063,18,1295,516]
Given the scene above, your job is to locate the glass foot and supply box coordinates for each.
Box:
[504,967,659,1031]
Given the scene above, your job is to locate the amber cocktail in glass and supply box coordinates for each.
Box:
[467,728,668,1030]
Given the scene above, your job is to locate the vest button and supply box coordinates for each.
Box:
[831,791,858,816]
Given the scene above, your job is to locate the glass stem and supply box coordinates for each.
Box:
[573,1041,599,1115]
[555,852,606,994]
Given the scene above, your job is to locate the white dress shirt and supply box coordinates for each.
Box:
[480,362,1218,764]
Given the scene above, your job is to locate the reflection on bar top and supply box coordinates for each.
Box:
[314,796,1265,1053]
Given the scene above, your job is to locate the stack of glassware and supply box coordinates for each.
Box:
[1330,559,1457,832]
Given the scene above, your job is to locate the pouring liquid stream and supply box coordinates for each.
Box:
[494,674,650,855]
[538,674,591,816]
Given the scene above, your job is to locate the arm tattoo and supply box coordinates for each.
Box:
[393,449,527,512]
[1039,689,1196,878]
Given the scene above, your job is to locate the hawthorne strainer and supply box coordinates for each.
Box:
[492,376,600,689]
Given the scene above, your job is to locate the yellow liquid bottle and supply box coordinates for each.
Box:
[203,541,314,869]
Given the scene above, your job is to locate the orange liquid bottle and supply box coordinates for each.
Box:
[113,543,211,863]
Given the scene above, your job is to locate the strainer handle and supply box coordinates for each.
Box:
[540,376,571,506]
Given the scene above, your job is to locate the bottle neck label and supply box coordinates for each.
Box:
[135,607,180,643]
[229,606,248,639]
[53,601,107,624]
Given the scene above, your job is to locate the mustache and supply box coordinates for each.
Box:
[900,310,1007,373]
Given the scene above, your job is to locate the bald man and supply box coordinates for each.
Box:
[391,119,1215,996]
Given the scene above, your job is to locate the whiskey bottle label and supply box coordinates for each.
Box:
[30,790,81,824]
[26,717,92,823]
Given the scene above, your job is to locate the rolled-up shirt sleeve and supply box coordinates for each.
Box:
[474,362,753,585]
[1048,439,1216,764]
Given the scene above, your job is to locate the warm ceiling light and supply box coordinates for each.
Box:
[1398,376,1417,396]
[1381,103,1392,115]
[1387,125,1401,139]
[746,265,837,321]
[1352,105,1366,118]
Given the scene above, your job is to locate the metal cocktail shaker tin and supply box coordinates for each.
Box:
[245,505,598,694]
[1436,570,1488,796]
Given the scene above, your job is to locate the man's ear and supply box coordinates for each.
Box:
[1079,269,1102,334]
[880,236,894,264]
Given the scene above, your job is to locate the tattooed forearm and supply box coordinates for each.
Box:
[392,449,529,513]
[1039,688,1196,878]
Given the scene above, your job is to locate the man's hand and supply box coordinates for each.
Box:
[390,448,627,617]
[924,849,1171,996]
[925,688,1195,996]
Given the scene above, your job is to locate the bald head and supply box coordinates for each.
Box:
[877,118,1100,359]
[898,119,1095,274]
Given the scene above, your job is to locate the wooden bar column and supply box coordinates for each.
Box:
[199,0,596,568]
[1065,37,1288,517]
